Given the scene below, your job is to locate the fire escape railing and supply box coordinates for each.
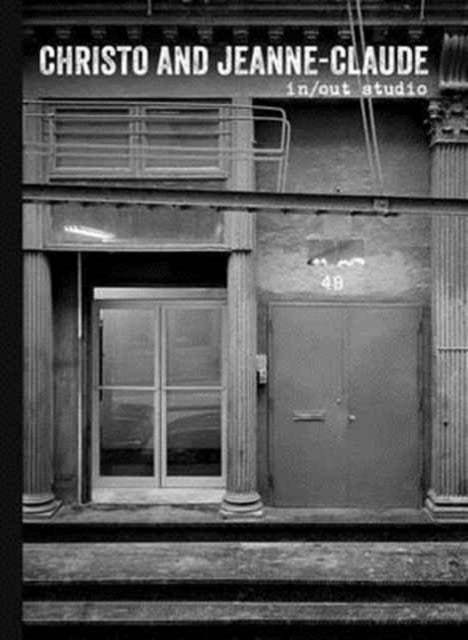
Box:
[23,100,290,192]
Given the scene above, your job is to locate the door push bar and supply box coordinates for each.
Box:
[292,410,357,423]
[292,410,326,422]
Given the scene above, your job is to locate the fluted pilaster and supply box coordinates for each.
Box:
[426,96,468,519]
[23,251,60,518]
[221,210,263,517]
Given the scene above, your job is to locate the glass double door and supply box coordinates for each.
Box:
[92,290,226,491]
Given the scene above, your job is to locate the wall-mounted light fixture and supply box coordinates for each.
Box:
[64,225,115,242]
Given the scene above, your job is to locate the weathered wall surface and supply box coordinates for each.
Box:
[256,101,430,195]
[256,212,431,306]
[256,101,431,317]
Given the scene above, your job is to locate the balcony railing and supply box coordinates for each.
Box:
[23,100,290,192]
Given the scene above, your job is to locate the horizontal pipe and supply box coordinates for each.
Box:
[23,183,468,217]
[22,15,468,29]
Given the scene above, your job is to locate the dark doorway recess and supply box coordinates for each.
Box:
[84,252,227,288]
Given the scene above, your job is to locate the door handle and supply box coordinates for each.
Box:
[348,414,357,423]
[98,321,103,401]
[293,410,326,422]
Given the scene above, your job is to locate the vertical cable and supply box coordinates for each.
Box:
[346,0,377,189]
[355,0,384,191]
[77,252,83,503]
[420,0,426,21]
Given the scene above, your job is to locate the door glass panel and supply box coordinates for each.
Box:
[100,389,154,476]
[166,307,222,386]
[101,309,155,386]
[166,391,222,476]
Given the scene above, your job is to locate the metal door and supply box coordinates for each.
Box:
[269,303,421,508]
[345,306,420,507]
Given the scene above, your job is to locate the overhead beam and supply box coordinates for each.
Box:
[21,1,468,28]
[22,16,468,28]
[23,183,468,217]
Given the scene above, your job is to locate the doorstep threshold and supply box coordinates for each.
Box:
[25,504,432,525]
[23,504,468,543]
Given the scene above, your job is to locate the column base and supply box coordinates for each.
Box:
[220,491,264,519]
[23,493,62,520]
[425,490,468,521]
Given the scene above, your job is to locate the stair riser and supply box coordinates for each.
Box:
[23,582,468,603]
[21,622,468,640]
[23,524,468,543]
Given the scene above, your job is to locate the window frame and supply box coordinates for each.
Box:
[46,101,230,181]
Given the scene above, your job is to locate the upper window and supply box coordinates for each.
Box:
[23,100,290,190]
[54,106,132,172]
[142,105,223,173]
[33,101,229,179]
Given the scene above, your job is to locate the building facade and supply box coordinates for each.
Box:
[22,0,468,521]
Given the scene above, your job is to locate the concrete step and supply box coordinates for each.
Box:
[22,505,468,543]
[23,600,468,626]
[23,541,468,627]
[24,541,468,591]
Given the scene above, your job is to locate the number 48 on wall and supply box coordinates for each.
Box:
[320,275,344,291]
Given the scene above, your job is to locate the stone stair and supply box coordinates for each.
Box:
[23,540,468,634]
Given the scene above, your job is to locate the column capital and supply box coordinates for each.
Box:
[427,95,468,146]
[439,33,468,92]
[224,208,254,251]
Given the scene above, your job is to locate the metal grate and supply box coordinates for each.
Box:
[23,100,290,192]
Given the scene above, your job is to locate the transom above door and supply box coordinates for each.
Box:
[91,288,227,502]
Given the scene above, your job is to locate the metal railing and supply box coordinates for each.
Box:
[23,100,290,192]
